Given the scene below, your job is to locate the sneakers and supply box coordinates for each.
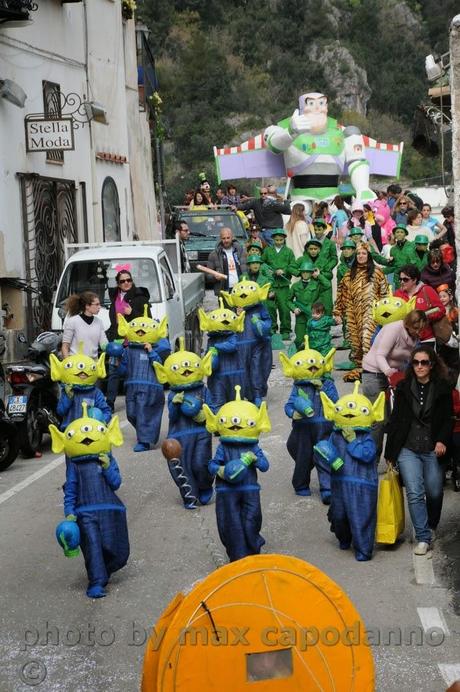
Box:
[295,488,311,497]
[414,542,431,556]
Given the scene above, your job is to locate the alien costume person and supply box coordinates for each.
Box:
[316,384,385,561]
[204,387,271,562]
[50,352,112,430]
[280,340,338,500]
[50,408,128,598]
[198,300,246,412]
[116,312,171,451]
[221,281,272,405]
[155,341,214,508]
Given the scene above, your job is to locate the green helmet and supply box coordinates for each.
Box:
[247,240,263,250]
[299,259,316,273]
[271,228,287,237]
[349,227,364,237]
[247,254,262,264]
[414,234,429,245]
[342,238,357,249]
[313,218,327,227]
[394,224,408,235]
[305,238,322,248]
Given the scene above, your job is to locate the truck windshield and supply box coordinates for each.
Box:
[55,258,161,307]
[180,212,245,239]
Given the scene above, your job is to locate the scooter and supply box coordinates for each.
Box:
[6,332,61,457]
[0,362,20,471]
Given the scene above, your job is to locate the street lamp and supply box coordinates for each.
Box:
[425,52,450,81]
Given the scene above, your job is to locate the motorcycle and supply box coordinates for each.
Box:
[6,332,61,457]
[0,362,20,471]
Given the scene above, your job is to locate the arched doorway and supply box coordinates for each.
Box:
[102,177,121,242]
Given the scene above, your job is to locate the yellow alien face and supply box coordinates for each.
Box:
[49,402,123,458]
[154,337,212,387]
[50,346,106,386]
[202,385,271,440]
[117,305,168,344]
[320,382,385,429]
[221,280,271,308]
[279,337,335,380]
[198,298,245,333]
[372,287,416,326]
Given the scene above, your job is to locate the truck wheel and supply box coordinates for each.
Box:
[189,316,202,355]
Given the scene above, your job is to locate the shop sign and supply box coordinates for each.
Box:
[25,116,75,153]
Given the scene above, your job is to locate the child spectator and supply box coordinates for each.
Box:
[306,302,337,356]
[261,229,297,340]
[288,259,330,351]
[296,220,337,314]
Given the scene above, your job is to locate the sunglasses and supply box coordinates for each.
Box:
[119,278,133,284]
[399,277,412,283]
[412,359,431,367]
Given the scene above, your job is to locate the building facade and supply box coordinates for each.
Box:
[0,0,159,352]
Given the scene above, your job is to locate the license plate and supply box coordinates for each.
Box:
[7,395,27,414]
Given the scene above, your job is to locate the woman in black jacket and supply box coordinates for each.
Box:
[106,270,151,410]
[385,346,453,555]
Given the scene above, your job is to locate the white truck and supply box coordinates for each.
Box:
[51,240,205,352]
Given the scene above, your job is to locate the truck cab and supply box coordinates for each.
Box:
[51,241,204,352]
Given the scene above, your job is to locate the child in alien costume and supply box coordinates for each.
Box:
[221,280,272,406]
[315,383,385,561]
[198,299,246,411]
[154,339,214,509]
[51,346,111,429]
[114,307,171,452]
[280,337,338,502]
[49,403,128,598]
[203,386,271,562]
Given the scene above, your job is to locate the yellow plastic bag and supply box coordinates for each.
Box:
[375,466,405,544]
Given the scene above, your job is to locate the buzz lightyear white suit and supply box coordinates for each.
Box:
[264,92,375,203]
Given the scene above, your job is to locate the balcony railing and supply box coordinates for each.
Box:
[0,1,38,24]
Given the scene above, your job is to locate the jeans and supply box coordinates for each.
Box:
[261,228,274,246]
[361,371,390,460]
[397,447,444,543]
[106,360,123,408]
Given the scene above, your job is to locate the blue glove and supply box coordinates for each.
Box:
[208,460,221,476]
[106,341,124,358]
[313,440,343,471]
[293,395,314,417]
[181,395,202,418]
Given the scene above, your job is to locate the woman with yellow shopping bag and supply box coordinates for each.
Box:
[375,466,405,545]
[384,347,453,556]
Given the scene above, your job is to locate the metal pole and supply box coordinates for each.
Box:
[153,134,166,238]
[450,16,460,331]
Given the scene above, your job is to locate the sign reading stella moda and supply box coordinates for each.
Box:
[25,116,75,153]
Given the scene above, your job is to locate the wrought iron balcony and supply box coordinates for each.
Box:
[0,1,38,24]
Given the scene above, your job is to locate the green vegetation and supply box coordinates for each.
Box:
[138,0,451,204]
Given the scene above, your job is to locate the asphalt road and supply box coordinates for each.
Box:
[0,334,459,691]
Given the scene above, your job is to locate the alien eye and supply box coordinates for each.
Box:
[247,419,256,427]
[182,360,191,368]
[66,429,75,439]
[231,416,241,424]
[319,359,325,365]
[361,406,370,415]
[77,362,86,370]
[194,362,200,368]
[307,358,316,365]
[335,405,342,413]
[80,424,93,433]
[394,300,402,307]
[171,364,180,371]
[249,285,256,291]
[97,424,106,433]
[346,401,357,410]
[91,364,96,371]
[219,416,227,424]
[294,359,302,366]
[211,314,217,320]
[381,299,389,305]
[141,322,149,329]
[64,362,73,369]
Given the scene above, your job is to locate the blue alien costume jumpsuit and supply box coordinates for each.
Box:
[285,378,338,495]
[120,338,171,446]
[64,453,129,590]
[209,440,269,562]
[239,304,272,405]
[57,385,112,430]
[322,428,378,561]
[167,382,213,507]
[206,332,245,411]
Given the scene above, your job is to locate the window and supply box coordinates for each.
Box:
[43,80,64,164]
[159,256,175,300]
[101,177,121,242]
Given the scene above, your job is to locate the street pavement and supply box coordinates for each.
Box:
[0,334,460,691]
